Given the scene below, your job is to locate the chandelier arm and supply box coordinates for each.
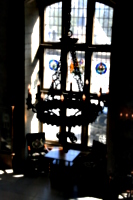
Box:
[36,102,103,126]
[74,110,81,116]
[48,110,58,116]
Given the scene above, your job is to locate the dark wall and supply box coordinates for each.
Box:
[8,0,25,168]
[7,0,24,104]
[107,0,133,176]
[0,0,8,105]
[0,0,25,169]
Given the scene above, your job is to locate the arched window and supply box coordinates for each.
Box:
[40,0,114,145]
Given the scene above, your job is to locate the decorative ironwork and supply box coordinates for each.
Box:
[26,49,109,144]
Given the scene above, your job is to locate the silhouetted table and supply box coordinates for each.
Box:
[44,147,81,187]
[45,147,80,166]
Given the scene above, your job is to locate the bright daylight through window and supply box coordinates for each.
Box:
[30,0,114,146]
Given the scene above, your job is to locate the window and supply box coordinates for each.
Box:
[43,2,62,142]
[93,2,113,44]
[89,52,111,146]
[88,2,113,145]
[44,2,62,42]
[40,0,114,145]
[71,0,87,43]
[90,52,110,94]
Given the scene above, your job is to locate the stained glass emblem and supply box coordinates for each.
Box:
[49,59,59,71]
[96,62,107,74]
[70,59,85,74]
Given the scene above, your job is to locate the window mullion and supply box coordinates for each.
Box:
[85,0,95,84]
[86,0,95,45]
[80,0,95,147]
[40,42,61,49]
[60,0,71,140]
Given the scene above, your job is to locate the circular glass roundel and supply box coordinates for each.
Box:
[96,62,107,75]
[49,60,59,71]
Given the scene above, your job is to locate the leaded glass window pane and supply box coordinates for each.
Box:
[43,49,61,89]
[93,2,113,44]
[71,0,87,43]
[88,52,110,146]
[66,51,85,92]
[44,2,62,42]
[90,52,110,94]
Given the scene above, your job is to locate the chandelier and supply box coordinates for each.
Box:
[26,39,109,144]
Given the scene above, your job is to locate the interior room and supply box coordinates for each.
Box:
[0,0,133,199]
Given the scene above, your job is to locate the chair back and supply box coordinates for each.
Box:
[26,132,45,155]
